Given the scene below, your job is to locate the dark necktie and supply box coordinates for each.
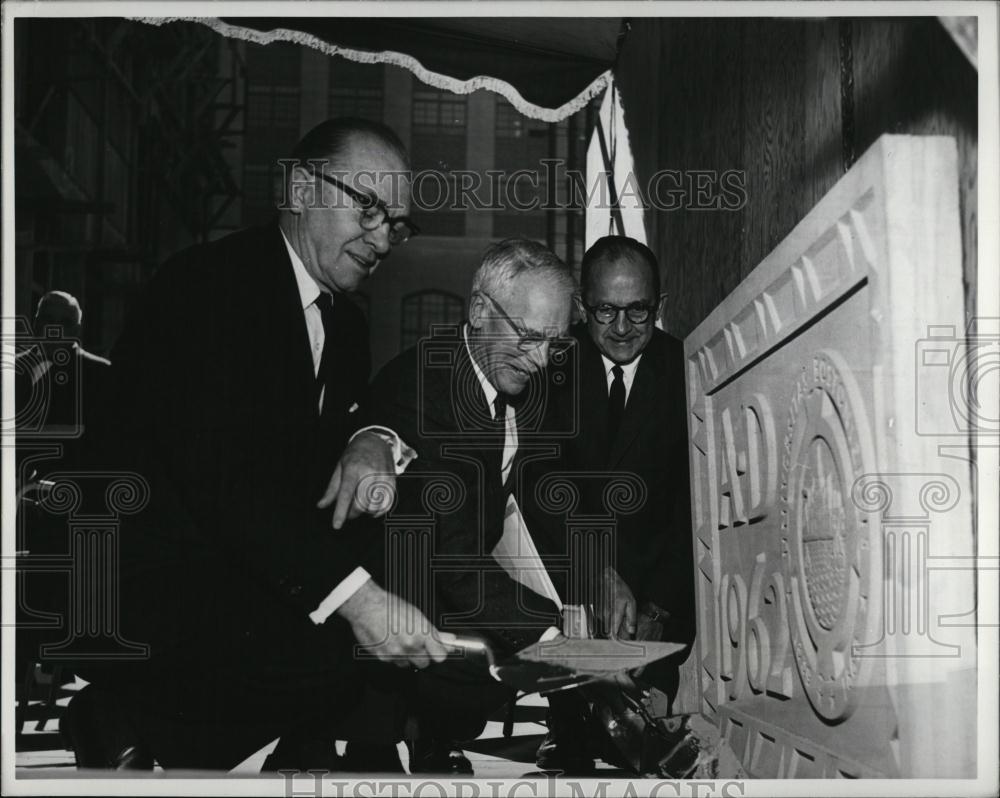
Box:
[607,365,625,443]
[314,292,336,410]
[494,394,518,493]
[493,394,507,424]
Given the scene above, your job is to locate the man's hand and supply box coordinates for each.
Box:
[336,580,456,669]
[635,601,668,642]
[318,431,396,529]
[633,601,669,677]
[597,566,637,639]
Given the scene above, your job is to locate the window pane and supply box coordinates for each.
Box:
[245,42,300,85]
[413,90,466,136]
[329,58,384,121]
[247,88,272,127]
[329,88,383,121]
[330,58,384,90]
[400,291,464,350]
[272,89,299,127]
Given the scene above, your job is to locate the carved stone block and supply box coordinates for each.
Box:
[683,135,976,777]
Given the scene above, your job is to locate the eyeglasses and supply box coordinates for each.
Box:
[315,172,420,246]
[481,292,569,355]
[583,301,657,325]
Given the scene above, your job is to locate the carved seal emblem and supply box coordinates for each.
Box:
[779,349,878,722]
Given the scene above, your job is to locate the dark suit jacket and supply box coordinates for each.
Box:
[15,344,111,482]
[526,325,695,649]
[84,223,380,702]
[15,345,110,429]
[370,326,560,656]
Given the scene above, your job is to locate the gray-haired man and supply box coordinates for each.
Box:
[359,238,575,774]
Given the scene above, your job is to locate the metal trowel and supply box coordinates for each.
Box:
[446,636,684,695]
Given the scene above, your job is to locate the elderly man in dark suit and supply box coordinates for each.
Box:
[361,238,574,774]
[68,118,453,771]
[531,235,695,773]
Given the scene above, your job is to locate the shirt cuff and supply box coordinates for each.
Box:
[350,426,418,475]
[309,567,371,624]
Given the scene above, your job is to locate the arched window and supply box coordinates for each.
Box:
[400,290,464,350]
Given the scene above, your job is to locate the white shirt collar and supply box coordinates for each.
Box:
[463,324,497,410]
[601,352,642,384]
[280,228,323,310]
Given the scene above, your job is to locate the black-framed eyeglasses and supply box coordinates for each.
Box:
[481,291,569,355]
[583,301,657,325]
[315,172,420,246]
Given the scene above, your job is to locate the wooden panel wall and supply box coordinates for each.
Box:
[615,18,977,339]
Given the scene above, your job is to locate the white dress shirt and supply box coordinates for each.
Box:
[600,352,643,405]
[285,234,326,381]
[464,326,518,483]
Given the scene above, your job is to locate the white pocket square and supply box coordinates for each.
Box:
[348,403,359,413]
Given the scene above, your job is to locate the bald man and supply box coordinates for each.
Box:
[525,236,696,773]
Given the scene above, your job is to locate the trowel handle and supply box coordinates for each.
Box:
[443,635,496,666]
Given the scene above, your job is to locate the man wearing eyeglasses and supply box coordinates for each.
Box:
[354,238,574,774]
[68,118,453,772]
[530,235,696,773]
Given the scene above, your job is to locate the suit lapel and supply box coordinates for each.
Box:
[319,299,362,423]
[607,350,664,468]
[419,333,499,431]
[235,224,319,420]
[258,223,317,421]
[574,332,611,468]
[451,335,507,483]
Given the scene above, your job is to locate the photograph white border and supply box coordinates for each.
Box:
[3,3,996,796]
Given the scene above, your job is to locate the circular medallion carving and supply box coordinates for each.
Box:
[779,350,878,723]
[801,437,848,631]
